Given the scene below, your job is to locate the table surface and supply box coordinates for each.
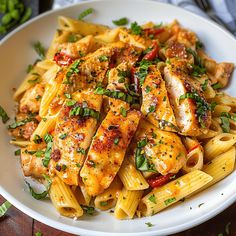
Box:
[0,195,235,236]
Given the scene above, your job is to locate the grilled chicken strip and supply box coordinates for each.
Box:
[141,66,178,132]
[164,59,211,136]
[80,108,141,196]
[134,119,187,177]
[52,90,103,186]
[21,143,47,178]
[19,84,44,113]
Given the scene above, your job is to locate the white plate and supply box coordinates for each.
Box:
[0,0,236,235]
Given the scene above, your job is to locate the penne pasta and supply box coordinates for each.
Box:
[95,177,122,211]
[114,188,143,219]
[139,170,212,216]
[118,157,149,190]
[49,176,83,218]
[204,133,236,161]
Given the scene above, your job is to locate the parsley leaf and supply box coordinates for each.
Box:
[220,116,230,133]
[67,34,79,43]
[81,205,95,215]
[33,41,45,60]
[164,197,176,206]
[148,194,157,204]
[0,105,9,123]
[145,222,154,227]
[130,21,142,35]
[120,107,127,117]
[212,82,222,90]
[78,8,93,20]
[42,133,53,167]
[0,201,11,217]
[112,17,129,26]
[99,55,108,62]
[35,232,43,236]
[114,137,120,145]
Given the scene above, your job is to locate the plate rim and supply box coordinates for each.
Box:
[0,0,236,235]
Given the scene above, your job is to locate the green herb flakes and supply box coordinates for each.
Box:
[164,197,176,206]
[0,201,12,217]
[0,105,9,123]
[78,8,93,20]
[112,17,129,26]
[148,194,157,204]
[33,41,45,60]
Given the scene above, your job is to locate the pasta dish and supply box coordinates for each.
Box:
[8,11,236,220]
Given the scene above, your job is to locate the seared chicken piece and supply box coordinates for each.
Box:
[9,113,39,140]
[19,84,44,113]
[134,119,186,176]
[58,35,95,60]
[164,59,211,136]
[52,90,103,186]
[141,67,177,132]
[21,143,47,178]
[80,108,141,196]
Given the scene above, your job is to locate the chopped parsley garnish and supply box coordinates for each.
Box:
[145,86,151,93]
[196,40,204,49]
[220,112,236,133]
[27,64,33,73]
[8,116,36,129]
[130,21,142,35]
[210,101,217,111]
[35,95,42,101]
[198,203,204,207]
[66,100,77,106]
[67,34,79,43]
[120,107,127,117]
[61,164,67,171]
[201,79,208,91]
[186,48,203,67]
[114,137,120,145]
[94,87,140,105]
[117,69,130,81]
[42,133,53,167]
[33,41,45,60]
[212,82,222,90]
[220,116,230,133]
[98,55,109,62]
[77,147,86,155]
[0,201,12,217]
[81,205,95,215]
[0,105,9,123]
[69,105,100,120]
[135,138,157,172]
[148,194,157,204]
[148,105,155,113]
[192,64,206,77]
[28,77,40,85]
[78,8,93,20]
[164,197,176,206]
[14,149,21,156]
[145,222,154,227]
[63,60,82,84]
[135,59,152,85]
[59,133,68,140]
[179,92,210,128]
[76,163,81,168]
[26,175,52,200]
[64,93,71,99]
[34,232,43,236]
[33,134,42,144]
[112,17,129,26]
[100,201,108,206]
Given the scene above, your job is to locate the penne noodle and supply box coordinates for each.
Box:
[114,188,143,219]
[204,133,236,161]
[49,176,83,218]
[139,170,212,216]
[30,117,56,142]
[95,177,122,211]
[118,157,149,190]
[58,16,109,35]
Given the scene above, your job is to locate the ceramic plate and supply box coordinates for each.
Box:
[0,0,235,235]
